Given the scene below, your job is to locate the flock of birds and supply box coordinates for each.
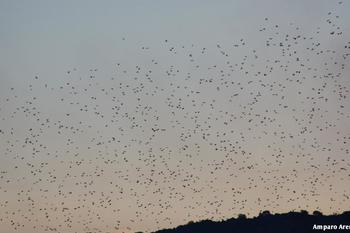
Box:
[0,3,350,233]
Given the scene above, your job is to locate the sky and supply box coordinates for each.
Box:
[0,1,350,233]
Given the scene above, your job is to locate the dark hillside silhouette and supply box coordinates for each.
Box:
[152,211,350,233]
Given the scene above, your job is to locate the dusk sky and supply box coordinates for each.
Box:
[1,1,350,233]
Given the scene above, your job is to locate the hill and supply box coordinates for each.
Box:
[151,211,350,233]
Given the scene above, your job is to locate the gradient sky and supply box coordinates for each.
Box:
[1,1,350,233]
